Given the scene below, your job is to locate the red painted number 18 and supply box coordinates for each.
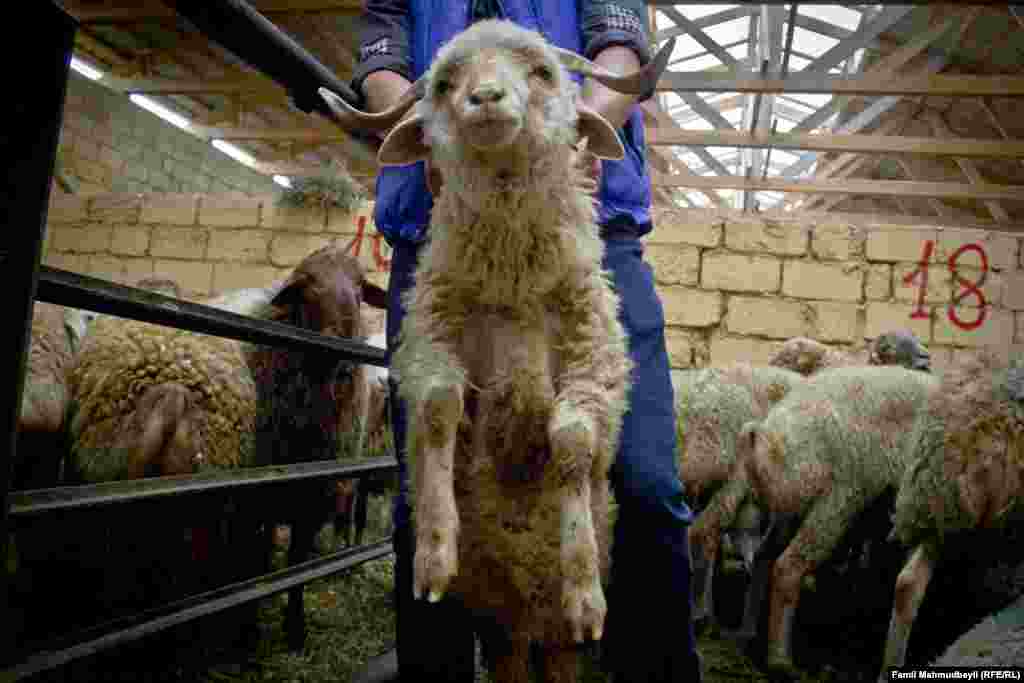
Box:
[343,215,391,272]
[902,240,988,331]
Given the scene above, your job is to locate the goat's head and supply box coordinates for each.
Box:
[270,244,388,340]
[320,20,674,168]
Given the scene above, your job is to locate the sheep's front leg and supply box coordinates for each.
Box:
[412,380,464,602]
[550,406,605,643]
[764,496,859,678]
[877,544,934,683]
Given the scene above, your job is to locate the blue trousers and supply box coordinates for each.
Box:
[385,228,701,682]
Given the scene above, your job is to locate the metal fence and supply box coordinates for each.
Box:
[1,3,396,679]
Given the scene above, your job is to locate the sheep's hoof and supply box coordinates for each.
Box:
[562,577,606,644]
[763,651,801,681]
[550,412,596,480]
[413,534,457,603]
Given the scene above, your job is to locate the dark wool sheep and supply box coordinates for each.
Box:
[879,350,1024,681]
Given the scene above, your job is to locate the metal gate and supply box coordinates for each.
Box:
[1,3,395,679]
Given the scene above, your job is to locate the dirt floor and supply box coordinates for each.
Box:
[13,491,1024,683]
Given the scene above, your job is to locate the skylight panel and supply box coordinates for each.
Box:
[678,53,727,72]
[704,17,750,48]
[799,4,863,32]
[787,55,811,71]
[680,5,740,21]
[666,35,705,63]
[790,25,840,58]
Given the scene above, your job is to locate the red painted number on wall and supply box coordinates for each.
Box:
[902,240,988,331]
[343,215,391,272]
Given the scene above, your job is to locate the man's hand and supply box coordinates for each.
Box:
[581,46,643,131]
[363,69,415,137]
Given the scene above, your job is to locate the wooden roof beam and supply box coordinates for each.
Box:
[644,128,1024,160]
[922,109,1010,222]
[60,1,364,23]
[655,72,1024,98]
[651,174,1024,202]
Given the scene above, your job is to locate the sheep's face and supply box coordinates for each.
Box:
[377,20,624,169]
[426,40,571,154]
[869,329,931,373]
[270,245,388,341]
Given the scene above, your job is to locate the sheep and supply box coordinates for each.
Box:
[319,17,674,682]
[675,363,803,636]
[737,365,939,678]
[878,350,1024,680]
[66,314,257,482]
[241,244,387,650]
[14,301,94,489]
[333,331,394,549]
[769,329,931,377]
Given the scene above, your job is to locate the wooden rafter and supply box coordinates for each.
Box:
[644,128,1024,160]
[656,72,1024,98]
[102,75,286,96]
[60,0,364,23]
[651,174,1024,202]
[780,7,979,178]
[922,109,1010,222]
[893,159,951,218]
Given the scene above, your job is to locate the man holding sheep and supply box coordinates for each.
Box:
[350,2,701,681]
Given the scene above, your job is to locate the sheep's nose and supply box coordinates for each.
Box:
[469,83,506,106]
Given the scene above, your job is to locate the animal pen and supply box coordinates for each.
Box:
[4,0,1024,681]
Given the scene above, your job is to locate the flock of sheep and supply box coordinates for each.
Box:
[6,18,1023,683]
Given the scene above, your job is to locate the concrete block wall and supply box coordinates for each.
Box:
[55,71,278,196]
[645,208,1023,375]
[43,192,388,304]
[42,194,1022,375]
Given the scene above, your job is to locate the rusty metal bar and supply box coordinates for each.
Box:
[1,0,77,665]
[0,539,393,681]
[156,0,362,117]
[8,457,397,519]
[36,266,388,368]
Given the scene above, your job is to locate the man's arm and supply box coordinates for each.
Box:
[580,0,654,129]
[351,0,414,114]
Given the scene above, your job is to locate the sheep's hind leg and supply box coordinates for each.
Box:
[764,497,860,679]
[550,407,605,644]
[413,381,463,603]
[877,544,934,683]
[540,645,580,683]
[487,636,531,683]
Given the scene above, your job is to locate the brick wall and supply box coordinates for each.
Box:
[42,193,1023,375]
[56,71,278,196]
[43,193,387,303]
[645,208,1023,376]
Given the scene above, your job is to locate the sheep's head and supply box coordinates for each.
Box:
[869,328,931,373]
[269,244,388,341]
[320,20,675,170]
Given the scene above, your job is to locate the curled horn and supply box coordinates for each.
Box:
[319,77,426,134]
[552,36,676,95]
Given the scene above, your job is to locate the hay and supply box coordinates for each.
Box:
[276,167,367,214]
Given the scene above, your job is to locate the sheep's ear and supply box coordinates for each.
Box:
[576,102,624,161]
[269,272,311,321]
[378,114,430,166]
[362,281,388,310]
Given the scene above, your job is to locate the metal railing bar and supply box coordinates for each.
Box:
[1,539,394,682]
[35,266,389,367]
[8,457,397,518]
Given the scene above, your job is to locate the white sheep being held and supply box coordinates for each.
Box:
[320,18,675,683]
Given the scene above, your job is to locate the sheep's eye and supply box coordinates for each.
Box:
[531,65,554,82]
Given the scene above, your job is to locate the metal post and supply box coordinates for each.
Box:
[1,0,76,663]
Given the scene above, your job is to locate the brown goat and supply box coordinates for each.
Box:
[247,244,387,651]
